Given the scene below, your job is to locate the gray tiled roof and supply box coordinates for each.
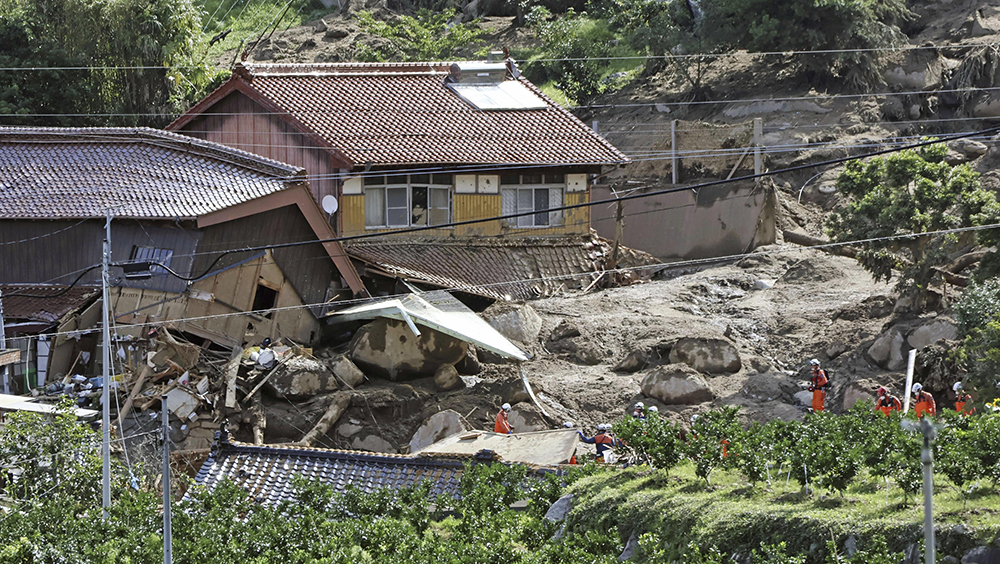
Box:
[0,127,304,220]
[191,440,473,505]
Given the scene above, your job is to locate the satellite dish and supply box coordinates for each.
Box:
[321,195,339,214]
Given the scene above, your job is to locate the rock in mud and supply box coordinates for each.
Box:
[843,380,875,410]
[433,364,464,392]
[961,546,1000,564]
[508,402,547,432]
[455,345,482,375]
[868,327,907,370]
[668,337,741,374]
[793,390,813,407]
[348,318,468,380]
[826,341,849,360]
[481,302,542,344]
[268,356,338,399]
[548,338,603,365]
[408,410,467,452]
[548,319,582,341]
[640,364,715,405]
[742,372,797,403]
[327,354,365,388]
[614,349,650,373]
[907,318,958,350]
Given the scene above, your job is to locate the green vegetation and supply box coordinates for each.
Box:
[827,142,1000,307]
[0,0,225,126]
[955,279,1000,394]
[354,9,484,62]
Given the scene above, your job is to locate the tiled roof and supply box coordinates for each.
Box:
[186,62,628,167]
[345,233,659,301]
[0,284,100,323]
[191,438,476,505]
[0,127,305,220]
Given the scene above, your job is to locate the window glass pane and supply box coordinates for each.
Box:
[534,188,550,226]
[433,173,453,185]
[429,188,450,226]
[545,173,565,184]
[429,188,449,209]
[387,175,407,185]
[411,174,430,184]
[501,188,516,227]
[365,188,385,226]
[386,187,408,208]
[411,187,428,226]
[501,174,520,185]
[522,174,543,185]
[517,189,534,227]
[548,187,564,226]
[364,175,384,186]
[429,208,449,225]
[387,208,409,227]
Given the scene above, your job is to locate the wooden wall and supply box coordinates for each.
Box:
[175,92,340,212]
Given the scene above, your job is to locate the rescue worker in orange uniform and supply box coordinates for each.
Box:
[874,386,902,416]
[494,403,513,434]
[808,359,829,412]
[911,383,936,418]
[578,424,621,463]
[954,382,975,416]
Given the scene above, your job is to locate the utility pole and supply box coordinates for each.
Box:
[0,287,9,394]
[101,208,112,518]
[162,394,173,564]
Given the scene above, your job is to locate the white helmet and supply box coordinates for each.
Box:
[953,382,963,392]
[563,421,574,428]
[691,414,700,423]
[911,383,922,394]
[809,359,821,366]
[648,406,659,413]
[597,423,608,431]
[635,401,645,409]
[502,403,511,411]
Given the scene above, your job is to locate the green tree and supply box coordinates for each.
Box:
[954,279,1000,398]
[354,9,483,62]
[686,406,743,484]
[827,143,1000,307]
[613,410,684,472]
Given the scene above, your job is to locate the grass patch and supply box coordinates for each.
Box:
[561,462,1000,563]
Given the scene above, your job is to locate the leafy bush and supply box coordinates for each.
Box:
[686,406,743,484]
[955,279,1000,398]
[613,411,683,472]
[354,9,483,62]
[827,143,1000,307]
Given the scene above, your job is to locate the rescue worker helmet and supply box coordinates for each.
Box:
[953,382,964,392]
[911,383,923,394]
[648,406,659,413]
[502,403,511,411]
[876,386,887,396]
[635,401,644,409]
[809,359,821,366]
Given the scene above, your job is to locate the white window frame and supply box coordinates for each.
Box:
[130,246,173,275]
[364,174,453,229]
[501,173,565,228]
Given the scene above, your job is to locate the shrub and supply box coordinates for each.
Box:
[354,9,483,62]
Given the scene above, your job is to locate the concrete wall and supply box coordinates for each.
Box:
[592,181,776,260]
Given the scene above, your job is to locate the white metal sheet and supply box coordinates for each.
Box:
[448,81,547,110]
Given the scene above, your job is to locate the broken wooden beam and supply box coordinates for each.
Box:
[117,365,152,431]
[224,348,241,409]
[297,392,350,447]
[782,230,857,258]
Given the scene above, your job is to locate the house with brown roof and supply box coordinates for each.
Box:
[0,127,368,386]
[167,60,640,300]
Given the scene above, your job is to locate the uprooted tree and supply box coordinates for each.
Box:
[826,142,1000,309]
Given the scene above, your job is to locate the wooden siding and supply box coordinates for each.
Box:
[340,195,365,237]
[455,194,501,236]
[176,91,340,214]
[192,205,337,311]
[0,219,199,294]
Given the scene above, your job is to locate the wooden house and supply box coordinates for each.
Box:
[166,61,640,299]
[0,127,367,381]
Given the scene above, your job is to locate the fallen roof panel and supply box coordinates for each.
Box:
[414,428,580,467]
[329,291,528,361]
[0,393,98,418]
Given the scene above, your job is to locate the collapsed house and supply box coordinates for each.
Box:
[0,127,367,391]
[166,60,649,298]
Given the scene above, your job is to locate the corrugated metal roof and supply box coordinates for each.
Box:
[0,284,100,323]
[229,62,629,167]
[0,127,305,220]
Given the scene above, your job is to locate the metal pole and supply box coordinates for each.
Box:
[921,419,936,564]
[101,209,112,518]
[162,394,173,564]
[753,118,763,176]
[0,287,9,394]
[671,120,678,185]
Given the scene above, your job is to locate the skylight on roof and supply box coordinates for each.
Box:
[447,81,548,110]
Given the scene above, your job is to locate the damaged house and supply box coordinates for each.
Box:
[167,60,651,301]
[0,127,367,386]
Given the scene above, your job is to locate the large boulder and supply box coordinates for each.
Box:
[348,318,468,381]
[508,402,547,432]
[267,356,339,399]
[455,346,481,375]
[908,318,959,350]
[961,546,1000,564]
[640,364,715,405]
[947,139,989,163]
[327,354,365,389]
[408,410,467,452]
[614,349,650,373]
[868,327,907,370]
[843,380,875,410]
[668,337,741,374]
[481,302,542,344]
[742,372,797,403]
[793,390,813,407]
